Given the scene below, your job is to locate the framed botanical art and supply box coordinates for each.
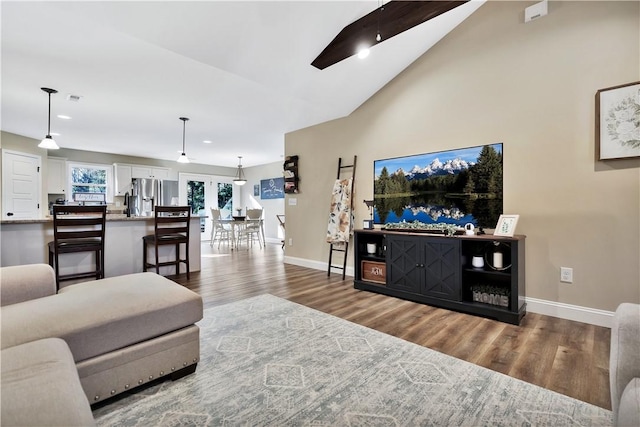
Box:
[596,81,640,160]
[494,214,519,237]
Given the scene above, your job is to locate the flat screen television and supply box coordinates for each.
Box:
[373,143,503,230]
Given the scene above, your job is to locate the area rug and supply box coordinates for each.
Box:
[93,294,612,426]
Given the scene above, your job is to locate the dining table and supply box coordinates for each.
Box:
[218,216,265,250]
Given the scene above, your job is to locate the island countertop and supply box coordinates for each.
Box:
[0,214,206,224]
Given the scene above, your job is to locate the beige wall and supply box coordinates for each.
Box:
[1,130,237,216]
[1,131,286,238]
[1,130,237,175]
[284,1,640,311]
[240,161,286,241]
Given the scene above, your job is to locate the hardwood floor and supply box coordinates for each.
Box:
[174,242,611,410]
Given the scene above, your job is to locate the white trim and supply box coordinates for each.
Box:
[282,255,614,328]
[525,297,614,328]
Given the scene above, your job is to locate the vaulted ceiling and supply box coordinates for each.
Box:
[1,1,484,168]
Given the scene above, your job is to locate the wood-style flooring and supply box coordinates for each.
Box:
[173,242,611,410]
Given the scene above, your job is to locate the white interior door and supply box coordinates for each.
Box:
[2,150,41,220]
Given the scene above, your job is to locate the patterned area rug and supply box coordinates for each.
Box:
[93,294,611,426]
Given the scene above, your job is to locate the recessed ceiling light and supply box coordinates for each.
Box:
[357,48,370,59]
[203,140,212,144]
[57,114,72,120]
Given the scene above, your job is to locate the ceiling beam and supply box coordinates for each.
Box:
[311,0,469,70]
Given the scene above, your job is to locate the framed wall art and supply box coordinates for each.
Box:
[260,177,285,199]
[596,81,640,160]
[493,214,519,237]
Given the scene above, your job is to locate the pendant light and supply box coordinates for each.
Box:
[38,88,60,150]
[177,117,190,164]
[233,156,247,186]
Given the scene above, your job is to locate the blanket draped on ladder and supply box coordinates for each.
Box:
[326,178,353,248]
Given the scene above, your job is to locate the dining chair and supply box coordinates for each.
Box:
[210,208,232,248]
[48,204,107,290]
[237,208,263,249]
[142,206,190,279]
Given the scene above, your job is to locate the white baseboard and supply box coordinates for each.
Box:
[525,297,613,328]
[283,256,354,278]
[282,257,613,328]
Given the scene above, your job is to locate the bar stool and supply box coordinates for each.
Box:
[143,206,190,279]
[48,204,107,290]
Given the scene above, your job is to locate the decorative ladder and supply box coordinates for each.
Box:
[327,156,357,280]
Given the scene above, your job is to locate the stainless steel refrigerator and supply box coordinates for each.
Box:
[130,178,180,216]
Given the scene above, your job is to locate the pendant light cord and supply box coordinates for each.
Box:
[179,117,189,154]
[182,120,186,153]
[47,91,52,136]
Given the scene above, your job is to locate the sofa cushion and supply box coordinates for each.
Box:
[1,338,95,426]
[618,377,640,427]
[0,263,56,306]
[610,303,640,422]
[1,272,203,362]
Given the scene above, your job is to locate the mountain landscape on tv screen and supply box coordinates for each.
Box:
[373,144,503,229]
[397,157,475,180]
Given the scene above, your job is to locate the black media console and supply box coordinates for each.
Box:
[354,230,526,325]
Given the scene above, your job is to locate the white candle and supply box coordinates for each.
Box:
[493,252,503,269]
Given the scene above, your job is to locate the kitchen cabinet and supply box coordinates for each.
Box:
[47,157,67,194]
[114,164,132,196]
[131,166,170,180]
[354,230,526,325]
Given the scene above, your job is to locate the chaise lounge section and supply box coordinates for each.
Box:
[1,264,203,424]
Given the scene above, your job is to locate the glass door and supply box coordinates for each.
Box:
[186,179,206,235]
[217,182,233,219]
[179,173,235,242]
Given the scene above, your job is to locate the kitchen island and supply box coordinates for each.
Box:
[0,214,202,280]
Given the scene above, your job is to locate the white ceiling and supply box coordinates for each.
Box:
[1,1,484,168]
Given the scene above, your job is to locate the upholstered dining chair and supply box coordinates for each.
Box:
[210,208,232,248]
[143,206,190,279]
[48,204,107,289]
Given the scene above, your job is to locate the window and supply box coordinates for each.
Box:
[67,162,114,202]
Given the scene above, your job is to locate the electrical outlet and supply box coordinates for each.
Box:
[288,238,293,246]
[560,267,573,283]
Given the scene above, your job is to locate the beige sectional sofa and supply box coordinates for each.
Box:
[610,303,640,427]
[1,264,203,425]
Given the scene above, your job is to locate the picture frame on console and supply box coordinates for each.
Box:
[493,214,519,237]
[596,81,640,160]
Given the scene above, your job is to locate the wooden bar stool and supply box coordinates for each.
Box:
[143,206,191,279]
[48,204,107,290]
